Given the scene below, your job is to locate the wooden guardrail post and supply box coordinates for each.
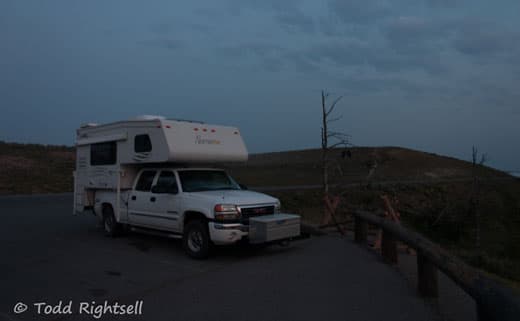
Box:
[354,216,368,244]
[417,251,438,297]
[381,230,398,264]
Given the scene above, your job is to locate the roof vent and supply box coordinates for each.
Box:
[80,123,99,128]
[134,115,166,121]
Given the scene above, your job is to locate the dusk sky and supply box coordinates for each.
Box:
[1,0,519,171]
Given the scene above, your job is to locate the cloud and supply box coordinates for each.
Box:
[426,0,461,8]
[283,51,320,73]
[216,43,288,72]
[138,38,183,50]
[328,0,391,24]
[218,35,446,76]
[385,16,442,41]
[275,10,315,33]
[455,33,508,56]
[150,22,173,36]
[382,16,454,56]
[226,0,303,16]
[217,43,321,73]
[207,0,519,101]
[217,43,283,58]
[303,39,444,74]
[225,0,314,34]
[330,73,424,95]
[262,57,285,72]
[452,19,520,57]
[228,0,301,12]
[318,17,345,36]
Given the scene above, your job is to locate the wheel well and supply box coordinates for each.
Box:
[183,211,207,226]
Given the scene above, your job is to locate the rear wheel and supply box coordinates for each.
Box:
[102,205,121,237]
[183,220,210,259]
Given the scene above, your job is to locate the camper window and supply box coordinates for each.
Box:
[90,142,117,166]
[134,134,152,153]
[135,170,157,191]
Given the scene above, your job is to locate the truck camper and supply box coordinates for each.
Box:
[73,116,300,258]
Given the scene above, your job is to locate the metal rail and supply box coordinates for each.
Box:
[353,210,520,321]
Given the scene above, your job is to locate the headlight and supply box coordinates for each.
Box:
[274,201,281,213]
[214,204,241,221]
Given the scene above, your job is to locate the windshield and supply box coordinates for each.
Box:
[178,170,241,192]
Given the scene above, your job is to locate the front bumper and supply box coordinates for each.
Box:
[208,222,248,245]
[208,213,301,245]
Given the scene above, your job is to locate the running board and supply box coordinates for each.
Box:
[129,226,182,239]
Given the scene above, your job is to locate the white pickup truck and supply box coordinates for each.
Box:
[94,167,296,258]
[74,117,300,258]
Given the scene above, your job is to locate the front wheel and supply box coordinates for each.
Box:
[182,220,210,259]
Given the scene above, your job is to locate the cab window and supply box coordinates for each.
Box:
[135,170,157,191]
[153,171,178,194]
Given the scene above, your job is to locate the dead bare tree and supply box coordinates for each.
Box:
[470,146,487,262]
[320,90,351,232]
[365,149,379,186]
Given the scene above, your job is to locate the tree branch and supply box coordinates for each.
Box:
[327,131,351,139]
[326,115,343,123]
[326,96,343,117]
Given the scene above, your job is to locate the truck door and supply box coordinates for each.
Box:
[128,170,158,228]
[148,170,182,232]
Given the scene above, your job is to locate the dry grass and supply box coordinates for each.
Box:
[227,146,509,187]
[0,141,74,194]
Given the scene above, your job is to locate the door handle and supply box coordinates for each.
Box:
[150,197,156,202]
[131,195,136,201]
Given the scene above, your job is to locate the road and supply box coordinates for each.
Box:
[0,194,442,321]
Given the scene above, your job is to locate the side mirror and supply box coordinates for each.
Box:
[239,184,248,190]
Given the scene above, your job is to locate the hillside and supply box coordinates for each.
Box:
[0,141,74,194]
[227,147,511,187]
[0,142,512,194]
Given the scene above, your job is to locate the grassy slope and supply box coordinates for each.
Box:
[0,141,75,194]
[227,146,509,186]
[1,141,519,281]
[227,147,520,282]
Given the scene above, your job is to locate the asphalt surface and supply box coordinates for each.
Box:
[0,194,443,321]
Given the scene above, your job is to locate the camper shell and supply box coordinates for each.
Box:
[73,116,248,212]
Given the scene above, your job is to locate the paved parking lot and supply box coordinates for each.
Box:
[0,194,441,321]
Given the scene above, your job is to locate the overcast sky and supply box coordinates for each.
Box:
[1,0,519,171]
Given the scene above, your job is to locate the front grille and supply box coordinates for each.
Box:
[240,205,275,224]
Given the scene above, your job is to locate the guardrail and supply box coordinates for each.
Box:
[353,210,520,321]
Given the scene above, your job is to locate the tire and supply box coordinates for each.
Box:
[102,205,121,237]
[182,220,210,259]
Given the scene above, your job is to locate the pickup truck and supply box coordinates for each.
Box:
[93,167,292,258]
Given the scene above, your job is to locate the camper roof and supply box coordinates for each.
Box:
[76,117,248,163]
